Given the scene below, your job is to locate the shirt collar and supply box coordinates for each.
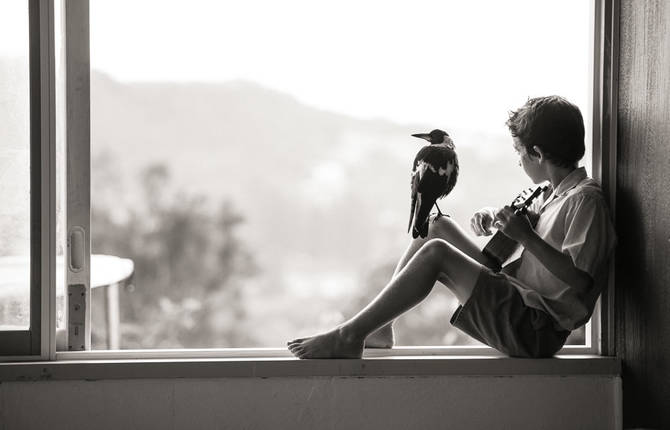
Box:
[552,167,587,196]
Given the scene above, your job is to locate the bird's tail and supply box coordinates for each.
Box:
[411,198,433,239]
[413,220,429,239]
[408,195,417,234]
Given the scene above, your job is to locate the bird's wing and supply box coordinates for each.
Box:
[409,161,445,237]
[439,155,459,199]
[408,147,432,233]
[409,145,459,236]
[412,165,442,237]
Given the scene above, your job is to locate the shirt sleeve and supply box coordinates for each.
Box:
[561,194,617,278]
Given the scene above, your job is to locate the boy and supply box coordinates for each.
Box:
[288,96,616,358]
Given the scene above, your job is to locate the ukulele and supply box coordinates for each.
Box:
[482,184,550,270]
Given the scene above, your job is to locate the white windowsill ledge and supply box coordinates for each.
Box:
[0,354,620,382]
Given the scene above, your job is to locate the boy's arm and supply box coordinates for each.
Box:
[520,229,593,293]
[494,206,593,293]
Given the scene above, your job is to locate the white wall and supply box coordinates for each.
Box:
[0,375,620,429]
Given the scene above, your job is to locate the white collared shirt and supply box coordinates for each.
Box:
[503,167,617,331]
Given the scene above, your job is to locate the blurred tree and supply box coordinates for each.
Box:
[91,154,258,348]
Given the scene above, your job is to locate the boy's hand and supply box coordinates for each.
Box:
[525,210,540,226]
[470,207,498,236]
[493,206,534,243]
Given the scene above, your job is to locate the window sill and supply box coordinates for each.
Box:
[0,354,620,382]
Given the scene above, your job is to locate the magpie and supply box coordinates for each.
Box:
[407,129,459,239]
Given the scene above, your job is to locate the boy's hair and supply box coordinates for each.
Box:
[506,95,585,168]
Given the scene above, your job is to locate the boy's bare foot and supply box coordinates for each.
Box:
[287,327,364,359]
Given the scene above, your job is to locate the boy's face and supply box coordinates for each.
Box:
[513,137,544,183]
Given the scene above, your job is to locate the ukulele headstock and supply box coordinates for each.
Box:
[510,184,550,213]
[510,187,537,209]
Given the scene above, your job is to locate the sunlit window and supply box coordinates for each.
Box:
[0,1,31,330]
[88,0,593,349]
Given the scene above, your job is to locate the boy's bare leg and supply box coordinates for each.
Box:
[364,216,497,348]
[288,238,483,359]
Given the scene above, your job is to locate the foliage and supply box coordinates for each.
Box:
[91,156,257,348]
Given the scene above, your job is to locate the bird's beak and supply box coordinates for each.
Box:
[412,133,431,142]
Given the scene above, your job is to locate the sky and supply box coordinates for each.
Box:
[87,0,593,130]
[1,0,593,131]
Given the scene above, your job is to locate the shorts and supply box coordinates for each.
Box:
[450,268,570,358]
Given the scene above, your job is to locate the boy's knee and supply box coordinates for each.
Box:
[428,215,457,239]
[421,238,453,260]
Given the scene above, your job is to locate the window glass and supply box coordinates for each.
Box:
[90,0,591,348]
[0,1,30,330]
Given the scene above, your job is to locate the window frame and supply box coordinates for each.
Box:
[2,0,618,361]
[592,0,619,357]
[0,0,56,360]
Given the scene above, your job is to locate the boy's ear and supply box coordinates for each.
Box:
[532,145,545,163]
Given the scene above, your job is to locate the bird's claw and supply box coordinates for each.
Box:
[432,212,450,223]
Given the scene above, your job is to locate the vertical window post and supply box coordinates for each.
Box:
[592,0,619,356]
[35,0,56,359]
[64,0,91,351]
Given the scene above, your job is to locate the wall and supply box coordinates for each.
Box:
[0,375,620,430]
[616,0,670,428]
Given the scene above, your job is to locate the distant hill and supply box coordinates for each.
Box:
[0,57,531,294]
[2,59,534,345]
[89,71,530,287]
